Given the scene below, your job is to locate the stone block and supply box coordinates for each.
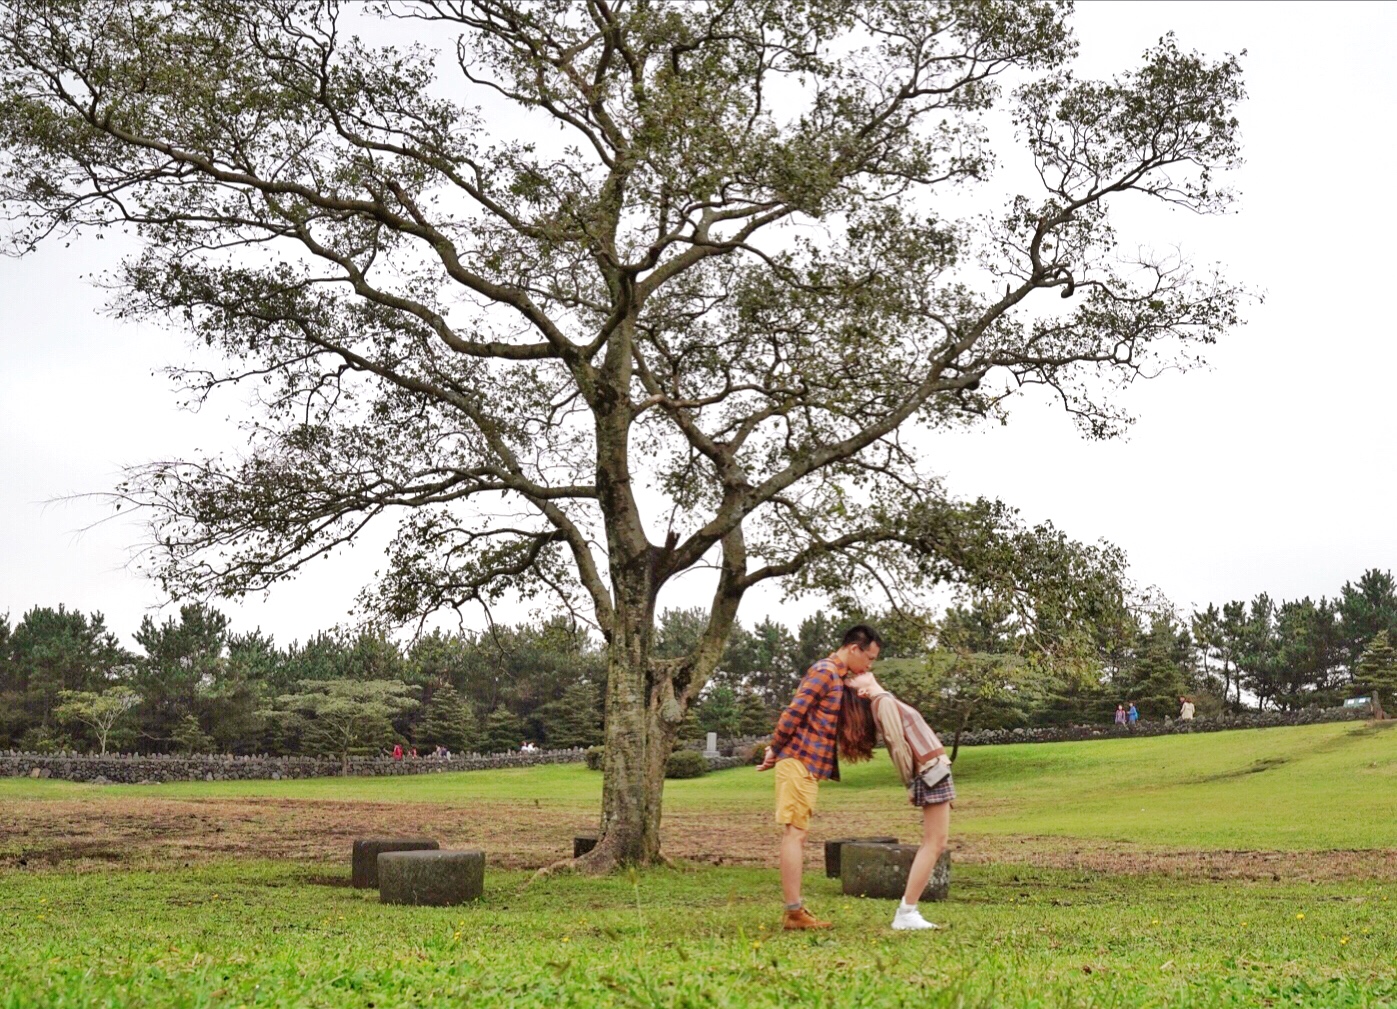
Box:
[573,834,599,858]
[823,836,897,878]
[378,849,485,906]
[352,837,440,889]
[841,844,950,900]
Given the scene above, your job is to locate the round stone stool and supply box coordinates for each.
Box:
[841,843,950,901]
[378,849,485,906]
[823,835,898,878]
[573,834,599,858]
[351,837,439,889]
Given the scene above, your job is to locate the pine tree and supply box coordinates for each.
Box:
[1126,612,1192,719]
[532,682,602,749]
[171,713,215,754]
[737,692,773,736]
[696,685,741,737]
[481,706,525,754]
[1357,630,1397,717]
[417,684,474,752]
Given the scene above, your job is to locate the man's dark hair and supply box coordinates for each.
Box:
[841,624,885,652]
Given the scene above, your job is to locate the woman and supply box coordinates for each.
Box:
[838,670,952,931]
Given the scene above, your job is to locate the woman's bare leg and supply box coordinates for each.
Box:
[902,801,950,906]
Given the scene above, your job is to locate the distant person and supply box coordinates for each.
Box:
[843,667,953,931]
[1127,703,1139,726]
[758,623,883,930]
[409,746,418,759]
[392,743,403,762]
[1179,697,1196,721]
[1114,704,1128,726]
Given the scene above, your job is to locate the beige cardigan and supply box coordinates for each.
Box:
[869,691,948,787]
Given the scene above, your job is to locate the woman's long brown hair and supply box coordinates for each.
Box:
[837,689,877,762]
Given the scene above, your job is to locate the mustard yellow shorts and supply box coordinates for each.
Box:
[774,758,819,830]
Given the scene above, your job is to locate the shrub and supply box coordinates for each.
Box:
[664,749,709,779]
[1191,692,1226,719]
[584,745,605,771]
[740,742,769,765]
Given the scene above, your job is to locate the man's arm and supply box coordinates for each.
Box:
[767,666,835,753]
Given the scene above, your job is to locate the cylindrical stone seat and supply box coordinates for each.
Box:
[573,833,599,858]
[841,844,950,901]
[378,849,485,906]
[823,836,898,878]
[351,837,439,889]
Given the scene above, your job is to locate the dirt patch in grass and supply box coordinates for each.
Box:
[952,835,1397,882]
[3,794,1394,882]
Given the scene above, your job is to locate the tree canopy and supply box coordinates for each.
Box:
[0,0,1246,866]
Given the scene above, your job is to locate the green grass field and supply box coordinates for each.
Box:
[6,719,1393,849]
[2,721,1395,1007]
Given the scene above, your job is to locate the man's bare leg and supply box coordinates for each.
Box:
[780,824,807,906]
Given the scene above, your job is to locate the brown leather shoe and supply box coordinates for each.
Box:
[782,906,833,930]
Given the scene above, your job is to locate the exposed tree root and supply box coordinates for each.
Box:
[529,836,678,882]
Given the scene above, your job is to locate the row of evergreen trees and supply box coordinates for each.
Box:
[4,568,1394,759]
[930,568,1397,733]
[0,604,857,757]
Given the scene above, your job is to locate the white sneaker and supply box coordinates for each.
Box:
[891,904,940,931]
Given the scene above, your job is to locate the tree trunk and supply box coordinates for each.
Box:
[584,601,680,869]
[579,541,740,871]
[950,708,971,764]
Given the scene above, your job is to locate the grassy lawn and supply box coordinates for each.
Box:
[2,860,1393,1008]
[4,719,1394,850]
[3,720,1396,1007]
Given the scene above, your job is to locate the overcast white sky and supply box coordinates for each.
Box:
[3,1,1395,649]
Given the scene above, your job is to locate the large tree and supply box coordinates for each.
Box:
[54,686,141,755]
[132,602,230,749]
[0,1,1245,867]
[268,678,419,774]
[1,606,129,748]
[1337,570,1397,678]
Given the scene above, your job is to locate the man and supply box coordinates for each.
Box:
[758,624,884,930]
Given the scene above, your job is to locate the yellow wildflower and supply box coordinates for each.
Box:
[1340,936,1350,945]
[1296,913,1305,921]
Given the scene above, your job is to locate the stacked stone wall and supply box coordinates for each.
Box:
[2,706,1372,783]
[0,746,592,784]
[952,704,1373,747]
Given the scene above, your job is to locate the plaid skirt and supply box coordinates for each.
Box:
[909,771,956,807]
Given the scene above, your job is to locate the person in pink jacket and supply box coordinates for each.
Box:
[839,669,953,931]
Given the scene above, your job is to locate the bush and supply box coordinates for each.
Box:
[740,742,769,765]
[664,749,709,779]
[1191,692,1227,719]
[584,745,605,771]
